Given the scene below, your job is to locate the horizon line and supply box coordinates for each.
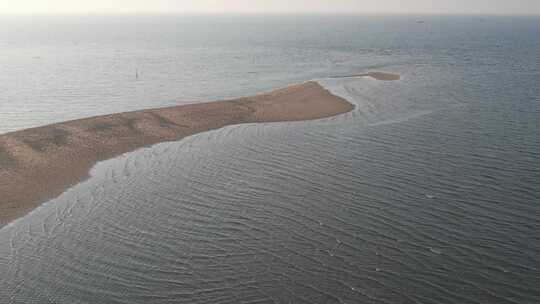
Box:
[1,12,540,17]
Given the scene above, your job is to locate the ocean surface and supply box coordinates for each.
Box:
[1,15,540,303]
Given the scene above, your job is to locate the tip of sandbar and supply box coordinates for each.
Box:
[366,72,401,81]
[329,71,401,81]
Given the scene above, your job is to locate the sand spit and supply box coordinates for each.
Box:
[0,81,354,226]
[331,72,401,81]
[365,72,401,81]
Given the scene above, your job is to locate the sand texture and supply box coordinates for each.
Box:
[0,81,354,226]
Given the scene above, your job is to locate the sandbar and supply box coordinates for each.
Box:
[0,81,354,226]
[331,72,401,81]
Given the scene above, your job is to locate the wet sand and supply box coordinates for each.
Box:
[0,81,354,226]
[331,72,401,81]
[364,72,401,81]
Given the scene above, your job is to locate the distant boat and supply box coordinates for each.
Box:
[416,20,425,24]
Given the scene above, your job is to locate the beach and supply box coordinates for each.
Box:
[0,81,355,226]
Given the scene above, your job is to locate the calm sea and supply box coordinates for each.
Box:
[1,15,539,304]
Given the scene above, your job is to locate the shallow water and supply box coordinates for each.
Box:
[1,15,540,304]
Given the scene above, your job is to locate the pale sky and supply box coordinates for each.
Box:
[1,0,540,15]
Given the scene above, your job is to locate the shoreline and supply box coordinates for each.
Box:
[0,73,400,227]
[0,81,354,227]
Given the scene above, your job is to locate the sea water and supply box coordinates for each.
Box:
[0,15,539,303]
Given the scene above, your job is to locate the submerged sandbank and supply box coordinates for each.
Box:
[331,72,401,81]
[0,81,354,226]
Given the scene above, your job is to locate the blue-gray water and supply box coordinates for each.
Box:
[1,15,539,304]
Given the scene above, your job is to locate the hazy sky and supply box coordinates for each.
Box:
[1,0,540,15]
